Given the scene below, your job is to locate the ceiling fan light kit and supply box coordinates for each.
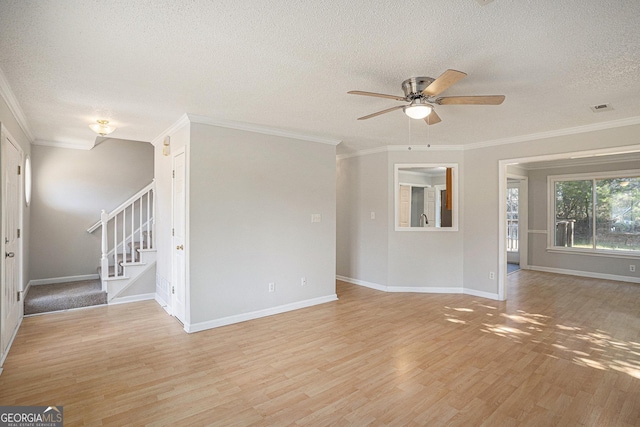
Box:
[349,69,505,125]
[403,99,433,119]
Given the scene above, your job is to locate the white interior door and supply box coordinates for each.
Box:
[424,188,436,227]
[2,135,22,356]
[399,185,410,227]
[171,150,187,325]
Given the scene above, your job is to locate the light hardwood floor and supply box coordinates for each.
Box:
[1,271,639,426]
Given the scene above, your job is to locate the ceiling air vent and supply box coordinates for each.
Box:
[590,103,613,113]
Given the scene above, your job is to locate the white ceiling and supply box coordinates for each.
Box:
[1,0,639,154]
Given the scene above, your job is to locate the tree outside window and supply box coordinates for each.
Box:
[596,177,640,251]
[553,174,640,253]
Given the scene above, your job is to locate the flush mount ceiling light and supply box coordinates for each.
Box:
[89,119,116,136]
[403,99,433,120]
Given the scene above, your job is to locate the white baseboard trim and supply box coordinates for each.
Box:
[28,274,100,287]
[528,265,640,284]
[463,288,501,300]
[109,293,156,305]
[154,293,172,315]
[336,275,387,292]
[185,294,338,334]
[337,275,500,300]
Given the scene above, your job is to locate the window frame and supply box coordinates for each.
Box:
[547,169,640,258]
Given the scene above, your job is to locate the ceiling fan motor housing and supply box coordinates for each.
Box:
[401,77,435,99]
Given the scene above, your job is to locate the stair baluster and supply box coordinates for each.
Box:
[146,191,151,249]
[122,207,126,269]
[113,214,119,278]
[100,210,109,291]
[151,189,155,250]
[131,201,135,261]
[139,198,143,252]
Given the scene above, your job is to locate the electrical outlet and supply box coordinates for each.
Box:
[631,265,636,272]
[489,272,495,280]
[301,277,307,286]
[370,211,376,220]
[268,282,275,292]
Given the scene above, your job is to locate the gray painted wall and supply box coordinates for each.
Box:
[336,152,389,286]
[186,123,337,324]
[387,150,464,289]
[336,149,464,289]
[29,139,153,280]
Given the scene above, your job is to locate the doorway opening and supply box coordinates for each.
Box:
[506,178,524,274]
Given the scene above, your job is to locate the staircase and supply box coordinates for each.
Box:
[87,181,156,302]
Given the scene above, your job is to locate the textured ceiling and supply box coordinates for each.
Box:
[0,0,639,154]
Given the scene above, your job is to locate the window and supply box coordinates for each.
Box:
[550,171,640,254]
[24,155,32,206]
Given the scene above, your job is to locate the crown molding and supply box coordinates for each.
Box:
[388,144,465,152]
[151,113,191,147]
[510,144,640,170]
[32,139,93,150]
[336,146,388,160]
[465,116,640,151]
[0,66,34,142]
[186,114,342,146]
[337,143,464,160]
[520,154,640,171]
[33,137,150,151]
[337,116,640,159]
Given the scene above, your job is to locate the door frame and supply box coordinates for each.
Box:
[1,127,25,366]
[499,166,529,301]
[506,174,529,271]
[171,147,188,327]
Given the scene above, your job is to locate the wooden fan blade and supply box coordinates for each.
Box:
[424,110,442,125]
[437,95,505,105]
[348,91,406,101]
[422,69,467,96]
[357,105,405,120]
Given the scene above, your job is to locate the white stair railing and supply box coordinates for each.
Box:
[88,180,155,290]
[100,209,109,283]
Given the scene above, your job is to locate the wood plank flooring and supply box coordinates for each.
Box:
[1,271,639,426]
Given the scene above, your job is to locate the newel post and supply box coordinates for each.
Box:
[100,209,109,291]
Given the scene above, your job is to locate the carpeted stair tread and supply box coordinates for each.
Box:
[24,280,107,315]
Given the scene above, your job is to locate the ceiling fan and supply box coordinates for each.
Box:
[348,69,505,125]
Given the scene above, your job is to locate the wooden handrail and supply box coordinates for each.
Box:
[87,180,155,233]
